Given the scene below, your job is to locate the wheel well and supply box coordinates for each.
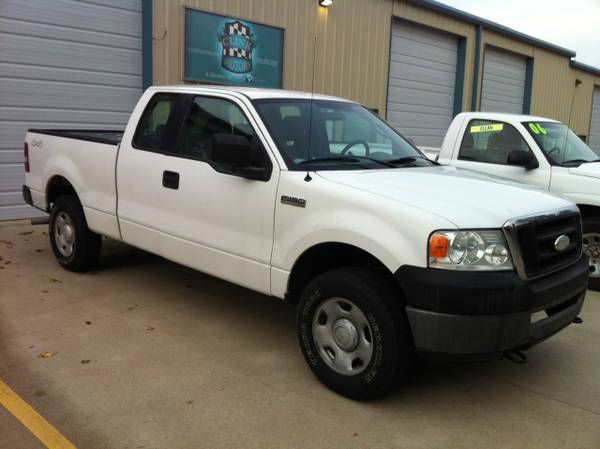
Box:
[286,242,397,305]
[577,205,600,220]
[46,176,77,211]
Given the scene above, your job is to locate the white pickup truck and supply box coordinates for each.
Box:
[23,86,588,400]
[430,112,600,290]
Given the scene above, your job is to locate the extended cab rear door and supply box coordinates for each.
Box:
[119,90,279,295]
[449,118,551,189]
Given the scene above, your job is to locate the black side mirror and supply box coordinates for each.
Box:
[507,150,539,170]
[211,134,269,181]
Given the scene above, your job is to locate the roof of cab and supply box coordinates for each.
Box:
[149,85,352,102]
[456,111,561,124]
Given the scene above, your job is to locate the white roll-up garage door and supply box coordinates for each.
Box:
[0,0,143,220]
[480,48,527,114]
[589,86,600,153]
[386,20,458,148]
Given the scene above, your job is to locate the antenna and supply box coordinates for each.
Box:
[305,35,318,182]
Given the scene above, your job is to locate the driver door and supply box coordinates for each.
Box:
[452,119,551,189]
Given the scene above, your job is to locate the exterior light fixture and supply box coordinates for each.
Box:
[318,0,333,7]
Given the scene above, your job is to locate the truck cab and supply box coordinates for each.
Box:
[437,112,600,288]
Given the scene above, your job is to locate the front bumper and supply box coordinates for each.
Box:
[395,256,588,357]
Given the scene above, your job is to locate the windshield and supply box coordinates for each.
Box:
[523,121,600,166]
[252,99,433,170]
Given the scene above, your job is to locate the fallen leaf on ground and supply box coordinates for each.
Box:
[81,359,90,364]
[35,249,44,253]
[33,390,46,397]
[20,231,33,235]
[49,278,62,283]
[144,325,154,331]
[186,400,193,405]
[38,351,56,359]
[85,321,92,325]
[127,304,139,311]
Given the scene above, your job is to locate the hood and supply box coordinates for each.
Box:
[569,162,600,179]
[317,166,574,228]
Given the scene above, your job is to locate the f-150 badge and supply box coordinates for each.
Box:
[281,195,306,208]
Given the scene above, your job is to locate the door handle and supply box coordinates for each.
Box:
[162,170,180,189]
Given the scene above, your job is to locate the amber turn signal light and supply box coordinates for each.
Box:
[429,234,449,258]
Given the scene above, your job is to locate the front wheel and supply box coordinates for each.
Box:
[583,217,600,291]
[297,268,414,400]
[49,195,101,272]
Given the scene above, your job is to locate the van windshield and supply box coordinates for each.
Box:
[523,121,600,166]
[252,99,433,170]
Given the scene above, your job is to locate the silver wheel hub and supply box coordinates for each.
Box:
[54,212,75,257]
[312,298,374,376]
[333,318,359,351]
[583,233,600,278]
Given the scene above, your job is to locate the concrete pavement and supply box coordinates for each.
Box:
[1,221,600,449]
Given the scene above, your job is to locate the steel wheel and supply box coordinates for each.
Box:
[312,297,374,376]
[53,211,76,258]
[583,232,600,278]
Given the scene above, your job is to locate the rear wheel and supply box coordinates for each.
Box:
[297,268,414,400]
[49,195,101,272]
[583,217,600,291]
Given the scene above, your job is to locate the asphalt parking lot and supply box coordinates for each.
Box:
[1,220,600,449]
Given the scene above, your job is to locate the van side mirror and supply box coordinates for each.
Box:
[211,134,269,181]
[507,150,539,170]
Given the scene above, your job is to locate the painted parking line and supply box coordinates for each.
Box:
[0,379,77,449]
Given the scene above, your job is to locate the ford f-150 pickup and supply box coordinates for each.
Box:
[23,86,588,400]
[426,112,600,290]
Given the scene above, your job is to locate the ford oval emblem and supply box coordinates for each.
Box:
[554,235,570,252]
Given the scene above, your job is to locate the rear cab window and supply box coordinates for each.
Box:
[133,93,178,152]
[459,119,532,165]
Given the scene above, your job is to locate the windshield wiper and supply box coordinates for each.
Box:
[386,156,434,166]
[561,158,600,166]
[297,156,363,165]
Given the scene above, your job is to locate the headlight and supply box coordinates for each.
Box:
[428,230,513,271]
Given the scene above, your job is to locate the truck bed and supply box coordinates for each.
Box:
[28,129,124,146]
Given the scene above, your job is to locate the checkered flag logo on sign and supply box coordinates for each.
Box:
[220,20,256,74]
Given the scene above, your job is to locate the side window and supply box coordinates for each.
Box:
[459,120,531,165]
[177,96,257,162]
[133,94,177,152]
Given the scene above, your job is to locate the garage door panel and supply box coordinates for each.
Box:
[590,87,600,153]
[0,79,140,114]
[0,151,22,164]
[388,86,453,108]
[0,62,141,89]
[0,204,46,221]
[1,0,141,37]
[0,18,140,51]
[0,0,142,220]
[79,0,141,12]
[390,42,457,68]
[387,111,454,129]
[387,102,454,117]
[393,25,458,51]
[481,48,527,114]
[388,76,455,96]
[1,34,141,75]
[389,61,456,87]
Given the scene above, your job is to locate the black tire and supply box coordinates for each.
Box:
[297,268,414,400]
[49,195,101,272]
[583,217,600,291]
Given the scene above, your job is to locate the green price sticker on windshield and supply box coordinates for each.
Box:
[470,123,504,134]
[529,123,548,135]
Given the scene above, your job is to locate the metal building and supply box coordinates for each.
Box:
[1,0,600,220]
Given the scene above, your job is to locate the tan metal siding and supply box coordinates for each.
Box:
[152,0,393,114]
